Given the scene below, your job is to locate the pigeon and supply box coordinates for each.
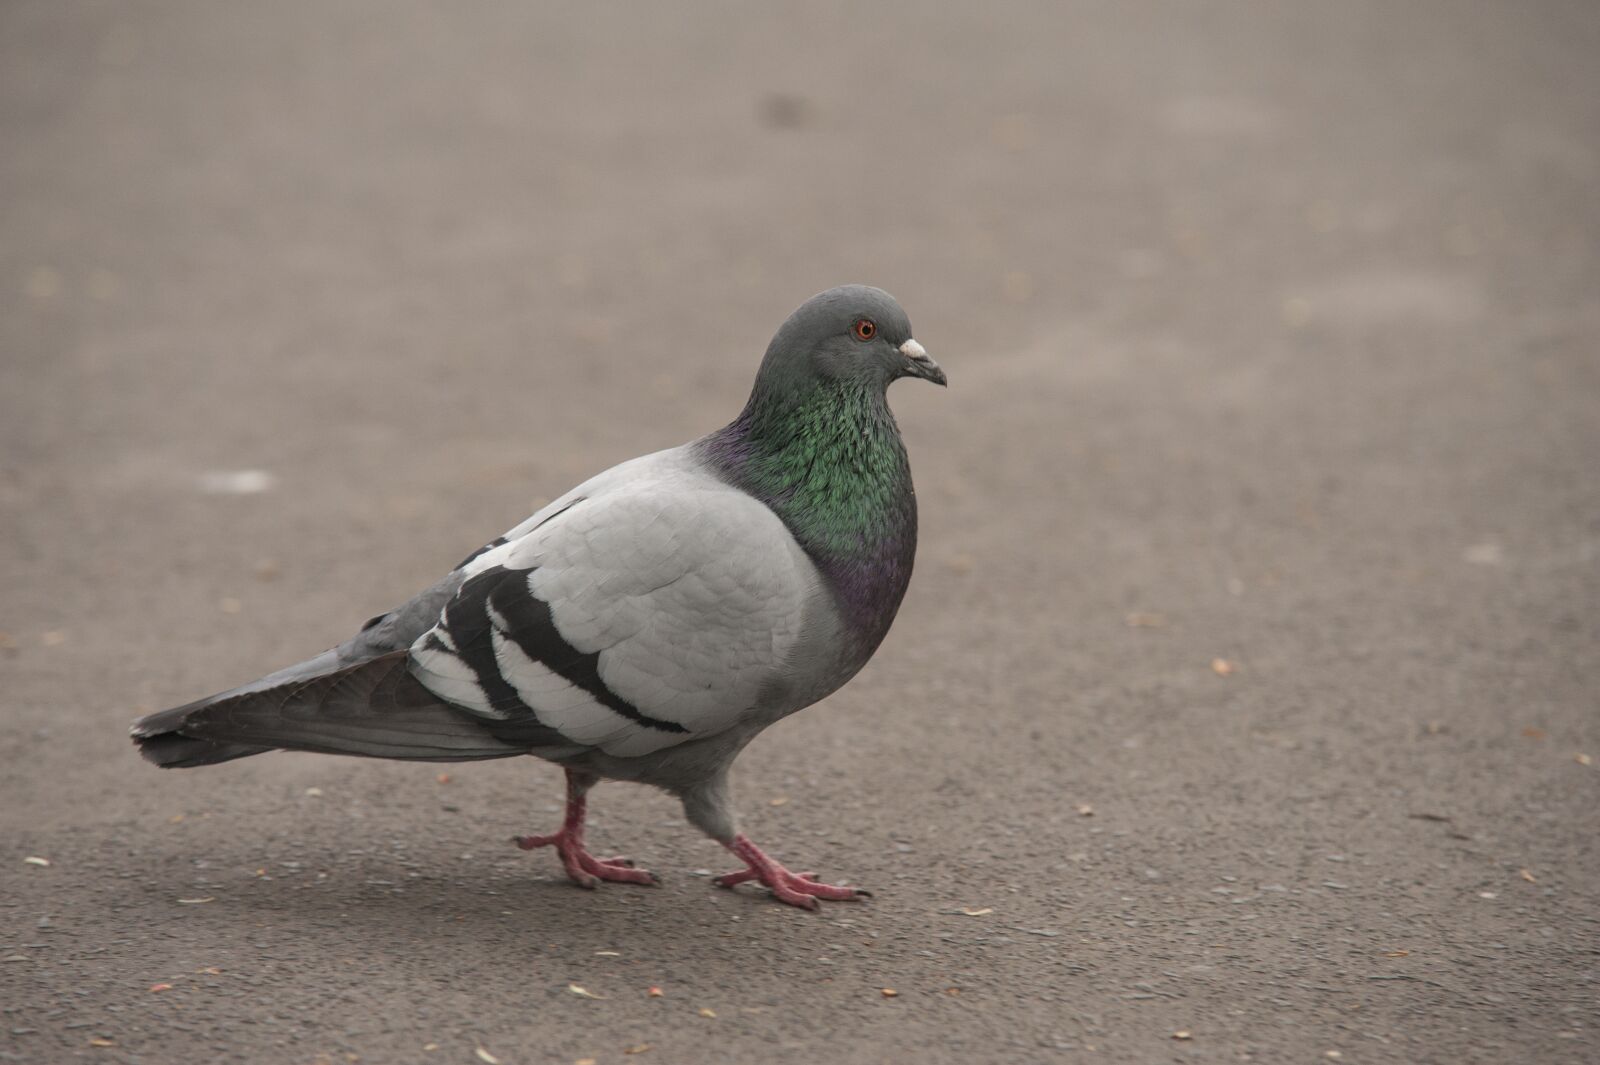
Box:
[132,284,945,909]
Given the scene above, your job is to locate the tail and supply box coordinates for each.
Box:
[131,652,542,767]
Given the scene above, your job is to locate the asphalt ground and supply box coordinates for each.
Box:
[2,2,1597,1062]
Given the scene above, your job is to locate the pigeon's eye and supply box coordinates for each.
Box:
[852,318,878,342]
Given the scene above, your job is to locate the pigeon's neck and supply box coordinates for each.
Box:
[697,382,917,644]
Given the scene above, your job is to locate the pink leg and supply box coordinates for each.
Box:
[513,769,657,889]
[713,833,870,910]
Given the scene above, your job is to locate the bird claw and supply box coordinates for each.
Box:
[715,834,868,910]
[513,831,658,888]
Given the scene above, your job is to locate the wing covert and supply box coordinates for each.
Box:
[409,478,816,758]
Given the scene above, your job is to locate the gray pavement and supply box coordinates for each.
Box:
[2,2,1597,1062]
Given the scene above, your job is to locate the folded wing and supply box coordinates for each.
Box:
[409,478,815,758]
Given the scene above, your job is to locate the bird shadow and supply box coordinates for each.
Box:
[127,831,842,977]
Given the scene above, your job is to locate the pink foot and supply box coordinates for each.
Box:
[514,830,657,889]
[514,768,657,890]
[713,834,870,910]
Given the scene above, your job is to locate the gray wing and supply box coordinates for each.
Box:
[408,469,819,759]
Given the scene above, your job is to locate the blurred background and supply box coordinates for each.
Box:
[2,2,1596,1063]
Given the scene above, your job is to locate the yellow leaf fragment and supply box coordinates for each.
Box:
[176,897,215,905]
[23,856,50,867]
[1173,1030,1193,1040]
[567,984,606,1000]
[958,907,993,917]
[1577,752,1592,766]
[698,1007,717,1018]
[593,950,621,957]
[1519,869,1537,883]
[89,1038,115,1047]
[475,1046,503,1065]
[1383,949,1410,958]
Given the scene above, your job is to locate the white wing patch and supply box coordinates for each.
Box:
[409,633,499,717]
[488,626,648,750]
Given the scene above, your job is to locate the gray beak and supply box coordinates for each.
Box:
[898,338,947,387]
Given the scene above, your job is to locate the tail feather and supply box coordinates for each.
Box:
[131,732,273,769]
[132,652,549,767]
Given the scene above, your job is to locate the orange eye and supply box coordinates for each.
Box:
[852,318,878,341]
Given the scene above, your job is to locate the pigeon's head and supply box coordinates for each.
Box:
[756,285,946,399]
